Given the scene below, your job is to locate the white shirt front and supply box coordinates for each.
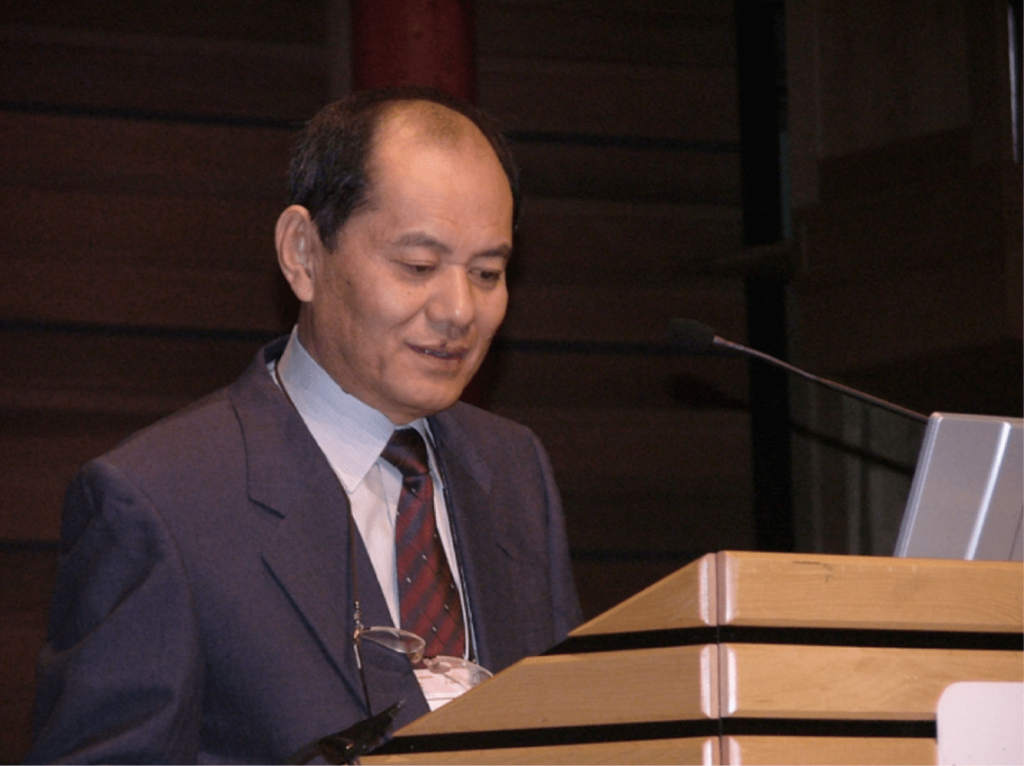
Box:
[270,328,466,644]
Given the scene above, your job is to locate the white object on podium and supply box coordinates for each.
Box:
[937,681,1024,765]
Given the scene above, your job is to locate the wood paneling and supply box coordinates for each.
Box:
[721,735,935,765]
[502,281,746,343]
[0,0,330,44]
[785,0,1023,557]
[2,259,292,331]
[478,0,735,68]
[367,737,719,765]
[717,551,1023,632]
[796,251,1016,375]
[722,643,1023,719]
[0,330,268,540]
[0,549,57,764]
[488,352,748,410]
[0,330,268,412]
[480,59,738,142]
[0,111,297,330]
[808,1,971,159]
[0,26,330,120]
[513,200,743,283]
[798,160,1010,281]
[0,112,294,193]
[507,406,756,619]
[396,646,719,734]
[512,142,741,206]
[499,408,751,488]
[1,1,753,760]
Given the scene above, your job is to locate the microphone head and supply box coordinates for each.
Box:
[667,318,717,354]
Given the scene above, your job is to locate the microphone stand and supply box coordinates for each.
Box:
[668,318,929,424]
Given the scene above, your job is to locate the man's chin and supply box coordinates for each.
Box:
[389,386,467,423]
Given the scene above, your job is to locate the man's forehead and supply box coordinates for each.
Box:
[365,102,506,197]
[375,100,479,151]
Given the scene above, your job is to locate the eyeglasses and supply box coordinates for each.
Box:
[353,623,493,709]
[355,625,426,664]
[290,624,494,765]
[336,508,491,761]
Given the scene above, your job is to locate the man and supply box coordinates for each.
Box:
[27,88,581,764]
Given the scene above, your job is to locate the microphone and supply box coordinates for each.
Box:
[668,318,929,424]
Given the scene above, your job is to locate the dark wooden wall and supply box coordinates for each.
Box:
[473,0,754,614]
[1,2,754,759]
[1,0,1020,762]
[1,5,333,759]
[786,0,1022,555]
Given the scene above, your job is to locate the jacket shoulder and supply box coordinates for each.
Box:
[90,338,285,482]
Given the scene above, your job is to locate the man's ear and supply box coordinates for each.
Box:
[275,205,319,303]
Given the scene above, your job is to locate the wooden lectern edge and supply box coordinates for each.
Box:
[718,643,1024,721]
[570,552,718,637]
[569,551,1022,637]
[394,646,720,736]
[716,550,1023,632]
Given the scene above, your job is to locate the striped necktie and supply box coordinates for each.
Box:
[381,428,466,659]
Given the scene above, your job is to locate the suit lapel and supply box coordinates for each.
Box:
[430,409,520,672]
[227,341,427,726]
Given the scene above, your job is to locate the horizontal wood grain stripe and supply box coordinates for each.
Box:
[0,29,330,121]
[721,644,1023,720]
[364,737,716,765]
[372,721,719,755]
[722,734,936,766]
[718,551,1023,633]
[548,628,718,654]
[479,58,740,142]
[718,625,1023,647]
[721,719,934,738]
[0,100,302,129]
[0,260,290,331]
[494,338,706,356]
[548,626,1022,654]
[0,318,278,344]
[372,717,935,757]
[508,130,740,153]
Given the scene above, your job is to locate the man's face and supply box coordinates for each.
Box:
[298,112,513,424]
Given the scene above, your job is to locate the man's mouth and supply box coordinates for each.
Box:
[410,344,469,361]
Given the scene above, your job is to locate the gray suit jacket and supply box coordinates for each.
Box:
[27,337,581,764]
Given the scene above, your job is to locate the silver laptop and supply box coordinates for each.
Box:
[894,413,1023,561]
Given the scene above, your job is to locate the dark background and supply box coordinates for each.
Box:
[1,1,1020,760]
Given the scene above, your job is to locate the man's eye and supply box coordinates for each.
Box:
[401,262,435,274]
[474,269,503,284]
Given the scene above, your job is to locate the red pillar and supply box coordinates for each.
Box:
[350,0,476,102]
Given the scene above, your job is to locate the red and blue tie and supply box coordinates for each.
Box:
[382,428,466,659]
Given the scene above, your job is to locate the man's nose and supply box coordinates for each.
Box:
[426,267,475,334]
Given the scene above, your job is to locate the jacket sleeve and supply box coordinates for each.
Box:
[26,459,204,764]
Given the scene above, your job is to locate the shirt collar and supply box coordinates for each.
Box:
[275,328,429,492]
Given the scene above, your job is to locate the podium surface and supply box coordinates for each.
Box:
[365,551,1023,764]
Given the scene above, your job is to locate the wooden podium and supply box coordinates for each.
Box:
[364,552,1023,764]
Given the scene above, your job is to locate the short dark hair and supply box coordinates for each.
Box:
[287,87,521,252]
